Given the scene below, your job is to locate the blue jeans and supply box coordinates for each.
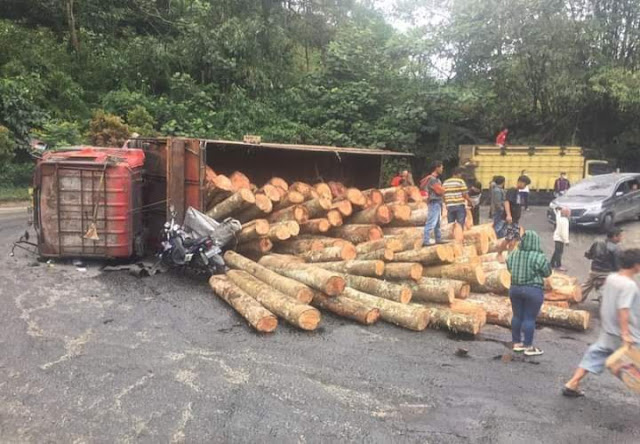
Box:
[447,204,466,226]
[509,285,544,346]
[423,201,442,244]
[493,210,506,238]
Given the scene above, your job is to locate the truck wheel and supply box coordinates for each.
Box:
[601,214,614,233]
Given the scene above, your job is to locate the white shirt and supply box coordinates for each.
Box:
[553,212,570,243]
[601,274,640,342]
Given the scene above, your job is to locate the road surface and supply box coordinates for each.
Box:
[1,206,639,443]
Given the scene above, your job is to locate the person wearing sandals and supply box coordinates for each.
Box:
[506,230,552,356]
[562,248,640,398]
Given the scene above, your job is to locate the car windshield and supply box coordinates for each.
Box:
[565,179,614,198]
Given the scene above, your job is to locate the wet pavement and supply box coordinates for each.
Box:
[1,206,640,443]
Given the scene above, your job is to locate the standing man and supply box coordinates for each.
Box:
[496,128,509,148]
[491,176,506,235]
[554,172,571,197]
[563,248,640,397]
[420,161,445,245]
[502,175,531,241]
[390,170,415,187]
[467,180,482,226]
[443,167,471,228]
[581,228,623,301]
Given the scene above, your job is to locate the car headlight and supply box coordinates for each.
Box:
[584,203,602,214]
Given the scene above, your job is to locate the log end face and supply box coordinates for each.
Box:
[410,264,424,281]
[297,289,314,304]
[365,308,381,325]
[325,276,346,296]
[342,244,357,261]
[374,260,385,276]
[400,287,412,304]
[256,316,278,333]
[298,308,321,331]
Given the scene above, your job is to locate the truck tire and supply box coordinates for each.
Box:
[601,213,614,233]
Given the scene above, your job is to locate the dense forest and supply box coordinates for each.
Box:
[1,0,640,194]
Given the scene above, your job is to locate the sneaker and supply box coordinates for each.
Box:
[524,346,544,356]
[512,343,526,352]
[556,267,568,272]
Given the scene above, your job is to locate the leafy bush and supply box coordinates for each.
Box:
[0,162,34,187]
[89,110,130,147]
[32,120,83,149]
[0,125,15,163]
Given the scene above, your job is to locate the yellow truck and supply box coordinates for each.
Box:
[458,145,612,190]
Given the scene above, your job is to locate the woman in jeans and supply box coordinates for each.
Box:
[506,230,552,356]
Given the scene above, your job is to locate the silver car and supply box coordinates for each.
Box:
[548,173,640,232]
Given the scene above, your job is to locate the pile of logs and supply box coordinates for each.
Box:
[204,168,590,336]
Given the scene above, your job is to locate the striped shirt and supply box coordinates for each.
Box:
[443,177,468,207]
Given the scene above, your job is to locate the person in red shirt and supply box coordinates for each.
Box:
[496,128,509,148]
[390,170,414,187]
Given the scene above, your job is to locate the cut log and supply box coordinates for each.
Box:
[379,187,407,203]
[205,174,234,207]
[349,205,392,225]
[382,226,422,238]
[267,177,289,191]
[207,188,255,220]
[314,183,333,199]
[285,220,300,236]
[331,199,353,217]
[391,244,453,265]
[346,188,367,207]
[326,210,344,227]
[390,234,423,252]
[396,278,455,304]
[236,238,273,256]
[423,263,486,286]
[328,181,347,199]
[357,248,395,261]
[407,201,428,211]
[234,194,273,223]
[544,301,570,309]
[266,222,293,241]
[341,288,430,331]
[299,218,331,235]
[356,237,403,254]
[223,251,313,304]
[461,245,478,258]
[419,277,470,300]
[441,222,464,243]
[289,182,314,200]
[388,207,428,227]
[487,239,504,254]
[273,191,305,210]
[403,186,423,203]
[362,189,384,206]
[209,275,277,333]
[259,184,282,203]
[481,261,507,273]
[258,256,347,296]
[313,260,384,277]
[293,235,350,248]
[273,238,324,254]
[479,252,505,263]
[463,230,490,255]
[301,197,333,218]
[544,273,582,302]
[230,171,251,190]
[330,224,383,244]
[311,292,380,325]
[471,269,511,295]
[267,205,309,224]
[338,273,412,304]
[300,244,357,262]
[422,303,486,335]
[237,219,271,243]
[387,203,411,222]
[463,295,513,328]
[382,262,424,281]
[226,270,320,330]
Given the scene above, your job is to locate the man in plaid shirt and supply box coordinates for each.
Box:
[506,230,552,356]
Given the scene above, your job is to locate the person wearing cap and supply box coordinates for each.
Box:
[581,228,623,302]
[554,172,570,197]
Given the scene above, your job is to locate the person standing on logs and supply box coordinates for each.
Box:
[501,174,531,243]
[491,176,506,236]
[496,128,509,148]
[563,248,640,397]
[443,167,471,228]
[506,230,552,356]
[581,228,623,302]
[420,161,445,245]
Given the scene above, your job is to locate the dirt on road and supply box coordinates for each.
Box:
[1,206,640,443]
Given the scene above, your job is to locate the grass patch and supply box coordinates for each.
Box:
[0,187,30,202]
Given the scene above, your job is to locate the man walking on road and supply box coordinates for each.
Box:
[581,228,623,301]
[563,248,640,397]
[443,167,471,228]
[420,161,445,245]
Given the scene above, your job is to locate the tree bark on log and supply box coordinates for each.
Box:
[407,201,428,211]
[362,189,384,206]
[479,252,505,263]
[423,263,486,286]
[207,188,255,220]
[441,222,464,243]
[268,205,309,223]
[487,239,504,254]
[338,273,412,304]
[422,303,486,335]
[379,187,408,203]
[396,278,455,304]
[224,251,313,303]
[331,199,353,217]
[385,203,412,222]
[382,262,423,281]
[272,238,324,254]
[341,288,430,331]
[481,261,507,273]
[237,219,270,243]
[300,244,357,262]
[471,269,511,295]
[382,226,422,238]
[265,222,293,241]
[209,275,278,332]
[311,292,380,325]
[419,277,470,300]
[356,237,403,254]
[299,218,331,235]
[234,194,273,223]
[357,248,394,261]
[226,270,320,330]
[301,197,333,218]
[330,224,383,244]
[258,256,346,296]
[313,260,384,277]
[349,205,392,225]
[391,244,453,265]
[236,238,273,256]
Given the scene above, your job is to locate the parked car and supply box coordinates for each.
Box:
[548,173,640,232]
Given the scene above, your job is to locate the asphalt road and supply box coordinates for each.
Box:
[1,206,640,443]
